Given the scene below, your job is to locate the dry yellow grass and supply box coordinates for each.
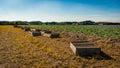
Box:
[0,26,120,68]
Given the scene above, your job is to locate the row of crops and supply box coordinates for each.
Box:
[21,25,120,38]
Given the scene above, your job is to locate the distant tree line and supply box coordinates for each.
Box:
[0,20,96,25]
[0,20,119,25]
[0,21,28,25]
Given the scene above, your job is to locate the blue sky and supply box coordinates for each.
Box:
[0,0,120,22]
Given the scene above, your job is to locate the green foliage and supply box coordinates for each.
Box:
[21,25,120,38]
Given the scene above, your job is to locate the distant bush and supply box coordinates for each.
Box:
[80,20,95,25]
[28,21,42,25]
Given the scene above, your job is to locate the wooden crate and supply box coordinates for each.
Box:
[13,25,18,28]
[43,33,60,38]
[70,40,101,56]
[30,31,41,36]
[13,25,22,28]
[23,27,30,31]
[50,34,60,38]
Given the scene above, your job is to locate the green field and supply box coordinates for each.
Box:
[21,25,120,38]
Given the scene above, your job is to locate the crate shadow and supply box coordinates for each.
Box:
[79,51,113,60]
